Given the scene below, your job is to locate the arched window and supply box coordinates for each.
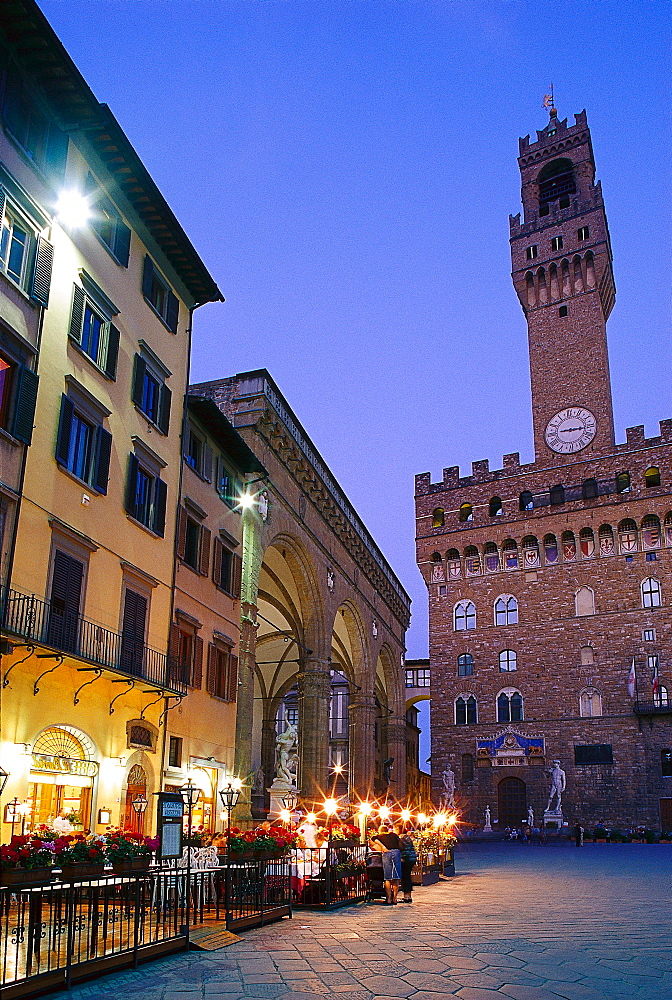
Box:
[618,519,638,553]
[580,646,594,665]
[580,689,603,718]
[582,478,598,500]
[641,578,662,609]
[575,587,595,616]
[562,530,576,561]
[459,502,473,522]
[598,524,614,556]
[489,496,503,517]
[579,527,595,558]
[499,649,517,672]
[464,546,481,576]
[446,548,461,579]
[484,542,500,573]
[641,515,661,550]
[645,466,661,488]
[461,753,474,781]
[457,653,474,676]
[454,601,476,631]
[550,484,565,505]
[497,689,524,723]
[616,471,630,493]
[522,535,540,568]
[654,684,670,709]
[503,539,518,570]
[495,596,518,626]
[538,157,575,214]
[519,490,533,512]
[432,508,445,528]
[455,695,478,725]
[665,513,672,547]
[544,533,558,564]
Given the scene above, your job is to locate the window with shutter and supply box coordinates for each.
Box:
[9,363,38,444]
[126,451,167,535]
[85,175,131,266]
[132,350,171,434]
[68,282,120,379]
[142,255,180,332]
[55,393,112,495]
[0,192,50,300]
[120,588,147,675]
[48,550,84,655]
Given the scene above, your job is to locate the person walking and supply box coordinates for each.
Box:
[369,825,402,905]
[394,822,417,903]
[574,821,584,847]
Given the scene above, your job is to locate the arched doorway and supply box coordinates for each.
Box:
[27,725,97,832]
[498,776,527,828]
[124,764,148,834]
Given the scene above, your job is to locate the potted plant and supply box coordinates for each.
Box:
[1,835,54,886]
[329,823,360,847]
[54,834,107,878]
[105,829,158,872]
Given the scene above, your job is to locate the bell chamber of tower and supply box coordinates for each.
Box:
[510,108,616,464]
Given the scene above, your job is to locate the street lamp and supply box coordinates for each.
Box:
[219,778,242,931]
[378,804,391,823]
[401,808,412,825]
[357,802,372,843]
[6,796,21,835]
[180,779,201,944]
[281,789,299,812]
[132,793,148,833]
[323,797,338,836]
[417,812,428,827]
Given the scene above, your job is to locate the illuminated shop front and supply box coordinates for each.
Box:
[26,726,98,831]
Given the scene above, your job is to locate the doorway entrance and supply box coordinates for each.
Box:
[124,764,148,834]
[498,776,527,827]
[660,798,672,831]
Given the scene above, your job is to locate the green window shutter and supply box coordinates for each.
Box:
[125,452,139,516]
[142,255,154,300]
[157,382,171,435]
[202,443,213,483]
[69,285,85,344]
[30,237,54,307]
[93,426,112,494]
[55,394,74,465]
[113,221,131,267]
[104,323,120,380]
[11,365,39,444]
[44,124,69,185]
[153,477,167,537]
[0,188,6,232]
[166,291,179,333]
[131,354,146,407]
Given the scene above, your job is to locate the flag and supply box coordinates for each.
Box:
[652,656,660,699]
[542,93,553,108]
[627,658,636,698]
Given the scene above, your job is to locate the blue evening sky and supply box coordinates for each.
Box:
[39,3,670,760]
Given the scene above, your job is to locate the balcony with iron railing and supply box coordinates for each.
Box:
[1,588,186,695]
[634,700,672,716]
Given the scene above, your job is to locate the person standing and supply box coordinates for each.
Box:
[369,825,402,905]
[394,822,417,903]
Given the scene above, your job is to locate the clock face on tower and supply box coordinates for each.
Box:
[544,407,597,454]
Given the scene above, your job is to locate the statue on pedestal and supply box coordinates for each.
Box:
[545,760,566,814]
[527,806,534,828]
[275,721,298,786]
[483,805,492,831]
[440,764,455,810]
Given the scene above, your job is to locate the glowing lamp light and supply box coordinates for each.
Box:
[306,812,317,824]
[433,813,447,829]
[358,802,372,817]
[323,798,338,816]
[279,808,291,823]
[237,492,255,509]
[401,809,412,823]
[379,805,391,820]
[332,763,344,774]
[447,814,457,826]
[232,777,243,791]
[55,190,90,229]
[417,812,428,826]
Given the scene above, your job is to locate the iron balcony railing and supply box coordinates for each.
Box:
[0,588,187,695]
[634,700,672,715]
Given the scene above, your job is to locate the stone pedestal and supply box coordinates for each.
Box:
[268,779,298,821]
[543,808,563,828]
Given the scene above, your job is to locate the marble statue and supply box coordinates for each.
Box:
[440,764,455,809]
[527,806,534,827]
[382,757,394,787]
[546,760,566,813]
[275,722,298,785]
[484,805,492,831]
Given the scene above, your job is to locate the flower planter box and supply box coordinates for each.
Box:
[110,858,151,874]
[1,867,54,887]
[329,839,358,848]
[230,849,256,861]
[59,863,106,879]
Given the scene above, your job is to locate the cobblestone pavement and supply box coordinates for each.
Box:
[42,843,672,1000]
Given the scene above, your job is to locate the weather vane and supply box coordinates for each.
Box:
[542,83,555,113]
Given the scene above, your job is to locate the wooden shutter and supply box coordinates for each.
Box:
[142,255,154,300]
[168,622,181,685]
[206,643,217,695]
[153,478,167,537]
[212,536,223,587]
[69,285,85,343]
[55,394,75,466]
[92,426,112,494]
[125,453,139,515]
[201,443,213,483]
[11,365,38,445]
[44,123,69,184]
[0,188,6,230]
[166,291,179,333]
[131,354,146,407]
[50,550,84,615]
[176,507,187,560]
[158,383,171,435]
[30,237,54,307]
[192,634,203,689]
[104,323,120,380]
[227,654,239,703]
[231,553,242,599]
[199,526,211,576]
[113,221,131,267]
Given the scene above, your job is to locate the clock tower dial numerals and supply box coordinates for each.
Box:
[544,407,597,454]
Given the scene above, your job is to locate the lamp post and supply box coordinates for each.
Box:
[281,789,298,829]
[7,796,20,835]
[357,802,372,844]
[132,793,148,835]
[331,762,343,796]
[219,778,242,930]
[323,797,338,837]
[180,779,201,944]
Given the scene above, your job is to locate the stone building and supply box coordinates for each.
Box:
[415,108,672,832]
[191,370,410,815]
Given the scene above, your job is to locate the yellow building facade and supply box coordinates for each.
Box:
[0,2,221,840]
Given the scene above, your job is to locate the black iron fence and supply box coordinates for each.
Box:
[1,588,186,694]
[293,842,367,909]
[1,862,291,997]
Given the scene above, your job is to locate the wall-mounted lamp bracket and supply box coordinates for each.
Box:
[140,689,164,720]
[158,694,183,727]
[74,667,104,705]
[109,678,135,714]
[2,644,35,688]
[33,653,65,695]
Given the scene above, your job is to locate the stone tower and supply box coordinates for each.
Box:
[510,108,616,462]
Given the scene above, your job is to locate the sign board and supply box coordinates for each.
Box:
[157,792,183,859]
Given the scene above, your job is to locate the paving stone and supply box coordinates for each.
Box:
[521,966,582,982]
[454,989,506,999]
[449,973,510,989]
[402,972,458,991]
[411,992,461,1000]
[473,955,526,968]
[358,977,417,997]
[543,984,610,1000]
[499,987,582,1000]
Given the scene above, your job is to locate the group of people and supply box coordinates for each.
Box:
[504,824,547,844]
[366,823,417,905]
